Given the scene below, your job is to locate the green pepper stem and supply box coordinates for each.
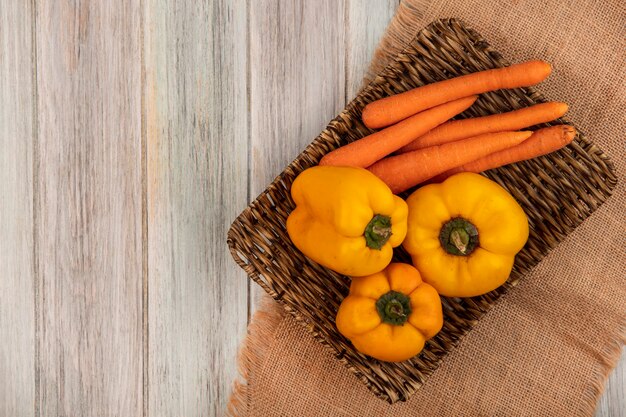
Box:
[364,214,392,250]
[385,300,406,319]
[376,291,411,325]
[439,217,479,256]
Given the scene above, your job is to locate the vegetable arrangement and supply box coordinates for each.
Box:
[286,60,575,362]
[323,59,575,192]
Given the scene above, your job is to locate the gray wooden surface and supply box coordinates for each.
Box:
[0,1,622,416]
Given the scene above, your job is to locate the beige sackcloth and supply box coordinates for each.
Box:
[228,1,625,416]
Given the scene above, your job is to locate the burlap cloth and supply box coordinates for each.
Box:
[228,1,625,415]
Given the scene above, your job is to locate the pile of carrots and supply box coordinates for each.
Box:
[318,60,576,193]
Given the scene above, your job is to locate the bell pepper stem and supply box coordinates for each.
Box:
[386,300,406,319]
[376,291,411,325]
[450,228,469,254]
[440,217,479,256]
[364,214,392,250]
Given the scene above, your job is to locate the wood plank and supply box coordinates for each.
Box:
[34,1,143,415]
[595,352,625,417]
[248,0,347,309]
[0,2,35,416]
[345,0,398,99]
[144,1,249,416]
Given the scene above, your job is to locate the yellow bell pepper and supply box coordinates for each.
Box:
[336,263,443,362]
[287,166,408,277]
[403,172,529,297]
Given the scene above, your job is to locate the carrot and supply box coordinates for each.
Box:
[318,96,477,168]
[399,102,568,153]
[362,60,552,129]
[368,131,533,193]
[430,125,576,183]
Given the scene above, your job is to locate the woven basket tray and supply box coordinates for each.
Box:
[227,18,617,403]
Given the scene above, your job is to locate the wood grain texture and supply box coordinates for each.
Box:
[345,0,399,99]
[0,1,622,416]
[144,0,249,416]
[248,0,347,309]
[0,2,35,416]
[34,1,143,415]
[595,350,625,417]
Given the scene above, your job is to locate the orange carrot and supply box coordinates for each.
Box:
[430,125,576,183]
[368,131,533,193]
[399,102,568,153]
[318,96,477,168]
[362,60,552,129]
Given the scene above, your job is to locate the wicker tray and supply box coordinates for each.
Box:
[227,18,617,403]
